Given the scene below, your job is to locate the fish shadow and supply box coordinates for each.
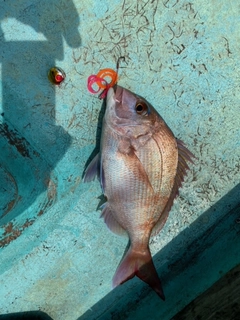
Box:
[82,99,106,178]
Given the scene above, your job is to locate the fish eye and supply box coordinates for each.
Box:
[135,101,149,116]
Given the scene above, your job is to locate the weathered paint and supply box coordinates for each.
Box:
[0,0,240,319]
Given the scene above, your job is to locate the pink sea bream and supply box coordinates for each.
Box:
[84,85,194,300]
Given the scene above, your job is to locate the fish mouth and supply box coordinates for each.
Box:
[106,86,129,127]
[106,87,115,105]
[106,87,118,122]
[106,85,123,112]
[106,85,150,129]
[114,85,123,104]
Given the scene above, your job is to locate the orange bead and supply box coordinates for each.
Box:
[96,68,118,89]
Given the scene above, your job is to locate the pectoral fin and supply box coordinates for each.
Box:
[123,147,155,194]
[83,153,100,182]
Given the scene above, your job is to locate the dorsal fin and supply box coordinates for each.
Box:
[151,139,194,236]
[174,139,194,192]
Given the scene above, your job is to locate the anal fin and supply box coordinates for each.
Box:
[100,203,126,236]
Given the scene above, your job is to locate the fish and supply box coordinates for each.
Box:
[83,85,194,300]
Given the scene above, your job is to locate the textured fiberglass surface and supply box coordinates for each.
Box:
[0,1,240,319]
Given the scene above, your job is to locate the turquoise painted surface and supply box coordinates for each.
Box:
[0,0,240,319]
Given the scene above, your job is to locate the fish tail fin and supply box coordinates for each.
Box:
[112,246,165,300]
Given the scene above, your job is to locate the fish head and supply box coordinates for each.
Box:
[105,85,161,137]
